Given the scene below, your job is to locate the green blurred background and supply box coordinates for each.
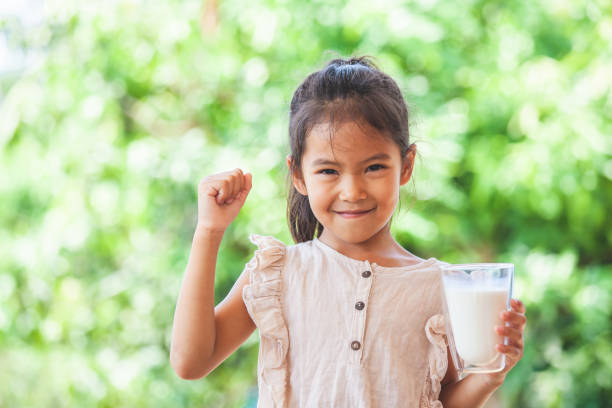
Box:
[1,0,610,406]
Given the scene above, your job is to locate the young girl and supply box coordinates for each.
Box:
[170,56,527,407]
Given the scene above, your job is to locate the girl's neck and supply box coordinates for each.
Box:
[318,224,424,268]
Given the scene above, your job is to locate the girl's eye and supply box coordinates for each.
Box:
[367,164,386,171]
[318,169,338,175]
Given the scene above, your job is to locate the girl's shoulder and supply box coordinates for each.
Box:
[248,234,287,251]
[248,233,318,256]
[246,235,337,281]
[245,234,315,271]
[245,234,288,274]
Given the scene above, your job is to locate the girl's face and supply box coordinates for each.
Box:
[291,120,415,247]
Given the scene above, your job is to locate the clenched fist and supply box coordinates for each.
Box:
[196,168,253,233]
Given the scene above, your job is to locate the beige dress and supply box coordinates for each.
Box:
[242,234,450,408]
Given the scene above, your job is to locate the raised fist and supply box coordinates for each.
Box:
[196,168,253,232]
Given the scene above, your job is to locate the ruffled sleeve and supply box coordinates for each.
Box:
[420,314,449,408]
[242,234,289,408]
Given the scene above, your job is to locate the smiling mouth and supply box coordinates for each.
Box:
[334,209,374,218]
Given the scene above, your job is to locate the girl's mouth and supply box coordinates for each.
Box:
[334,209,374,218]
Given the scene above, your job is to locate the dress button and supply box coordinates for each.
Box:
[361,270,371,278]
[355,301,365,310]
[351,341,361,350]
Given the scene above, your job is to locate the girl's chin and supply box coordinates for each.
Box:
[320,226,389,245]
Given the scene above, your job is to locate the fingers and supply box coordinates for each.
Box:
[203,169,251,205]
[500,310,526,329]
[511,298,526,314]
[244,172,253,193]
[215,178,230,204]
[233,172,253,204]
[496,299,526,353]
[496,343,523,358]
[495,325,523,348]
[222,168,244,205]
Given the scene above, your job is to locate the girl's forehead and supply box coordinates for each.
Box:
[305,121,398,157]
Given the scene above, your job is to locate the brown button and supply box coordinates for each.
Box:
[351,341,361,350]
[361,270,371,278]
[355,301,365,310]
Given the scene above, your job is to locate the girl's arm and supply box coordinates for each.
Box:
[439,373,502,408]
[170,169,254,379]
[439,298,527,407]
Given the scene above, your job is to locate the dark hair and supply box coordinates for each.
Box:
[287,55,412,243]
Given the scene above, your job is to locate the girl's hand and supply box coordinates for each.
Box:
[481,298,527,387]
[196,168,253,233]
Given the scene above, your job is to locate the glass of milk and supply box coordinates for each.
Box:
[440,263,514,374]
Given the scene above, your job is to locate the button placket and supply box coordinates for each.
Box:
[349,262,374,365]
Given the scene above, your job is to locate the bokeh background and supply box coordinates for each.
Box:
[1,0,611,406]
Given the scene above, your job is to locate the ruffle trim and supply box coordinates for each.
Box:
[420,314,449,408]
[242,234,289,408]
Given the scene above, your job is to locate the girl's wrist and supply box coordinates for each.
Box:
[194,223,226,239]
[479,372,506,389]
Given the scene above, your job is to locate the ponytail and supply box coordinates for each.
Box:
[287,184,322,243]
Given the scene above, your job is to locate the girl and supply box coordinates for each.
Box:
[170,56,526,407]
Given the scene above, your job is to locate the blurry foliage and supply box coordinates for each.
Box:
[1,0,611,407]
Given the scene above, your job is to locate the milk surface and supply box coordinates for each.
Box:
[444,285,507,365]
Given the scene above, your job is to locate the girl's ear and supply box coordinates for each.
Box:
[287,155,308,196]
[400,144,416,186]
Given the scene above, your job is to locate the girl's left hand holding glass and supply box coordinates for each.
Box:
[440,299,526,406]
[482,298,527,386]
[196,168,253,233]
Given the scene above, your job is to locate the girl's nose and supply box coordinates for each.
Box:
[339,175,367,202]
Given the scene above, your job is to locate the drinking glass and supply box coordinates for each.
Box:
[440,263,514,374]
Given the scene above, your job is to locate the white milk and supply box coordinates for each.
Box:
[444,286,507,365]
